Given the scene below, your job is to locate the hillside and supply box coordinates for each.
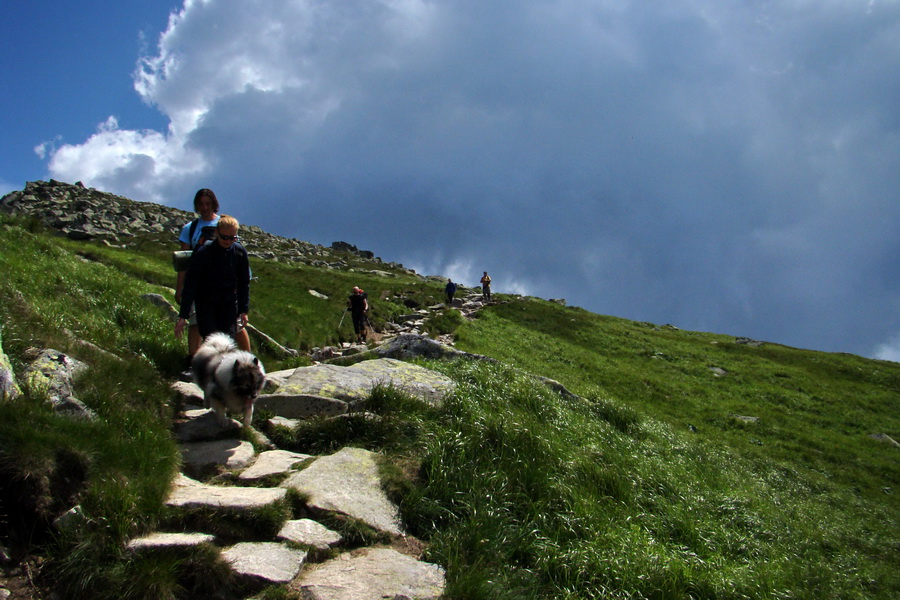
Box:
[0,181,898,599]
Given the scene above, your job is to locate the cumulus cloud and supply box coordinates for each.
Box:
[873,334,900,363]
[41,0,900,356]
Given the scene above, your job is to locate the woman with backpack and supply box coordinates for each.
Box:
[175,189,250,367]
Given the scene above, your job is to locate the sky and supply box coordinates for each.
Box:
[2,0,899,361]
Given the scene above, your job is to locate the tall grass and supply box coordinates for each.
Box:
[371,359,897,599]
[0,218,184,598]
[454,299,900,501]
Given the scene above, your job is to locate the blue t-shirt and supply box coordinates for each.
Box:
[178,216,219,248]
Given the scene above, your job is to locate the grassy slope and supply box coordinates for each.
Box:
[446,297,899,598]
[1,216,898,599]
[454,298,899,500]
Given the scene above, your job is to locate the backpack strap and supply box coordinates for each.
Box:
[188,219,200,249]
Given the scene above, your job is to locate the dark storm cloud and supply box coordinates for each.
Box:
[46,0,900,357]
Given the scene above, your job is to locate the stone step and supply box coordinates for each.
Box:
[126,532,216,552]
[222,542,307,587]
[297,547,445,600]
[238,449,312,481]
[180,439,256,478]
[166,474,288,511]
[281,447,404,537]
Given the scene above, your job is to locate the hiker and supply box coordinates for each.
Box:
[445,278,458,305]
[480,271,492,301]
[175,215,252,343]
[347,286,369,344]
[175,189,251,357]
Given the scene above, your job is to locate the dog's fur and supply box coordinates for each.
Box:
[191,332,266,427]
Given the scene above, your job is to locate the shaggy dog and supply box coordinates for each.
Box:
[191,332,266,427]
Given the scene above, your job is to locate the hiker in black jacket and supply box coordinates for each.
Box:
[445,279,458,305]
[347,286,369,344]
[175,215,251,341]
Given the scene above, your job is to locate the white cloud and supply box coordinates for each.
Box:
[873,334,900,363]
[46,116,206,203]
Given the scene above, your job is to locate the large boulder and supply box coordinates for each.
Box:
[281,447,404,536]
[22,348,96,419]
[264,358,455,412]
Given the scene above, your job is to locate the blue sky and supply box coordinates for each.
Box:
[2,0,899,361]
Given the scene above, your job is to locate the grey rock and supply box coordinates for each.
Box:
[277,519,342,550]
[166,474,287,510]
[731,414,760,423]
[141,293,179,321]
[298,547,445,600]
[127,532,215,551]
[180,439,256,476]
[239,449,312,481]
[255,392,349,419]
[870,433,900,448]
[281,447,404,536]
[222,542,306,585]
[54,505,87,533]
[171,380,204,404]
[22,348,96,419]
[0,331,20,401]
[276,358,454,409]
[265,416,301,432]
[173,408,242,442]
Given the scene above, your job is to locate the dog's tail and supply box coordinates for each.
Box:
[202,332,237,354]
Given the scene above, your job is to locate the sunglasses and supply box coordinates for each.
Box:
[218,234,239,241]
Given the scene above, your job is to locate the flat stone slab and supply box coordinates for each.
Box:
[166,474,287,510]
[127,532,215,551]
[271,358,454,408]
[277,519,342,550]
[297,547,445,600]
[180,439,256,476]
[222,542,306,585]
[173,408,241,442]
[239,449,312,481]
[266,416,301,431]
[171,380,203,404]
[255,393,349,419]
[264,368,297,392]
[281,447,404,536]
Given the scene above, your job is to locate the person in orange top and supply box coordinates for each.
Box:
[480,271,492,301]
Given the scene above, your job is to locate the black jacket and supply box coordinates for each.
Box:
[179,241,251,319]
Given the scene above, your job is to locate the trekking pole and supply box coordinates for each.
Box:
[338,308,347,329]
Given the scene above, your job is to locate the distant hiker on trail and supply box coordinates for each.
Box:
[480,271,492,301]
[445,279,458,305]
[176,189,251,362]
[347,286,369,344]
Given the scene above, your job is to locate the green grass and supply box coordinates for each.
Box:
[320,359,898,599]
[1,214,898,599]
[453,299,900,502]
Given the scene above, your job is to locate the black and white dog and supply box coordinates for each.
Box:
[191,333,266,427]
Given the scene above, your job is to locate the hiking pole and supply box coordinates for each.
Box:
[338,308,347,329]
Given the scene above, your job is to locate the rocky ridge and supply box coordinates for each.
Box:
[0,179,423,276]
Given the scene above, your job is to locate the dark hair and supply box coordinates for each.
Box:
[193,188,219,212]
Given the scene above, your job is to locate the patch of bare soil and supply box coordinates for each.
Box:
[1,558,49,599]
